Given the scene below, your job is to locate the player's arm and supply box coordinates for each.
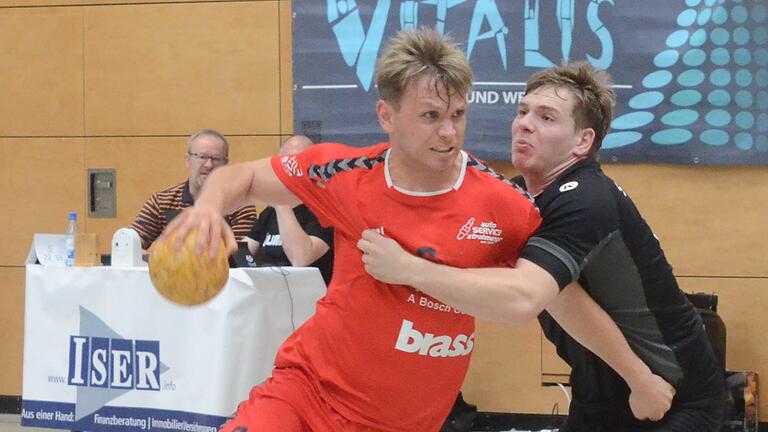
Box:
[274,206,330,266]
[202,159,301,211]
[547,284,674,421]
[165,158,300,256]
[358,229,554,323]
[358,230,674,420]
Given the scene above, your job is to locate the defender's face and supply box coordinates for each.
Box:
[511,86,585,178]
[378,75,467,175]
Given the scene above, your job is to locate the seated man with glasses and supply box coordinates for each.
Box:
[131,129,258,251]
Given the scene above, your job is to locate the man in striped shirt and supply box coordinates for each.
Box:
[131,129,257,250]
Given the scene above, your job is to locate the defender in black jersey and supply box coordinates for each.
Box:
[511,62,724,432]
[358,62,724,431]
[516,160,724,431]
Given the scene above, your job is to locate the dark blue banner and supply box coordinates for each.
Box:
[21,400,227,432]
[293,0,767,164]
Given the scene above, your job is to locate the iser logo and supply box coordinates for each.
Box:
[456,217,503,244]
[68,338,160,391]
[64,307,170,421]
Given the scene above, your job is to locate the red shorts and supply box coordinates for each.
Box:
[219,368,379,432]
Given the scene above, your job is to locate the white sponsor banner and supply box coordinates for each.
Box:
[22,264,325,431]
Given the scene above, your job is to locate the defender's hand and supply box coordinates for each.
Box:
[357,229,418,286]
[628,373,675,422]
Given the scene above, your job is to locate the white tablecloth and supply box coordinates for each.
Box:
[21,265,325,432]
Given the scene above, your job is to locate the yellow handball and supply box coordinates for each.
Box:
[148,229,229,306]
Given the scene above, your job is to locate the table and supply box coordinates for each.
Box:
[21,265,325,432]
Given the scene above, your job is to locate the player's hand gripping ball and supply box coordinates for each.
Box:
[148,229,229,306]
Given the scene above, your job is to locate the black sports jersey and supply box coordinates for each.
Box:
[517,159,723,426]
[249,205,334,284]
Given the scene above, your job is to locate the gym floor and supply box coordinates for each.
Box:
[0,415,46,432]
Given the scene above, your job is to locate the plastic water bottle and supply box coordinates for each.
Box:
[65,211,78,267]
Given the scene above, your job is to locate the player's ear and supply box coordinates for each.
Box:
[574,128,595,157]
[376,100,395,134]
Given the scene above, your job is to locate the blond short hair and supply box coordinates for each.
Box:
[525,61,615,158]
[375,27,473,108]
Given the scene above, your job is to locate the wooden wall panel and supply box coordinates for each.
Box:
[0,267,25,395]
[83,1,281,136]
[0,7,83,136]
[0,138,85,266]
[279,0,293,137]
[84,137,188,252]
[0,1,193,6]
[83,135,280,254]
[603,164,768,278]
[228,135,281,165]
[463,320,572,415]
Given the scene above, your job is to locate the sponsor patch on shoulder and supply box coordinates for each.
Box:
[559,181,579,192]
[281,155,303,177]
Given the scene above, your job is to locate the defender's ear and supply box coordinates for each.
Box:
[574,128,596,157]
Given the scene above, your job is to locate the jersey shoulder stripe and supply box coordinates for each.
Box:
[466,156,535,204]
[307,153,386,183]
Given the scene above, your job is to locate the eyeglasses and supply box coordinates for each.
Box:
[188,152,227,165]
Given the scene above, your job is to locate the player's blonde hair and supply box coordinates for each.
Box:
[375,27,473,108]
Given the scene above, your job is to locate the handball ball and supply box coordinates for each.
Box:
[148,229,229,306]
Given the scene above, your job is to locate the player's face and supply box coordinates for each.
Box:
[511,86,592,178]
[378,75,467,177]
